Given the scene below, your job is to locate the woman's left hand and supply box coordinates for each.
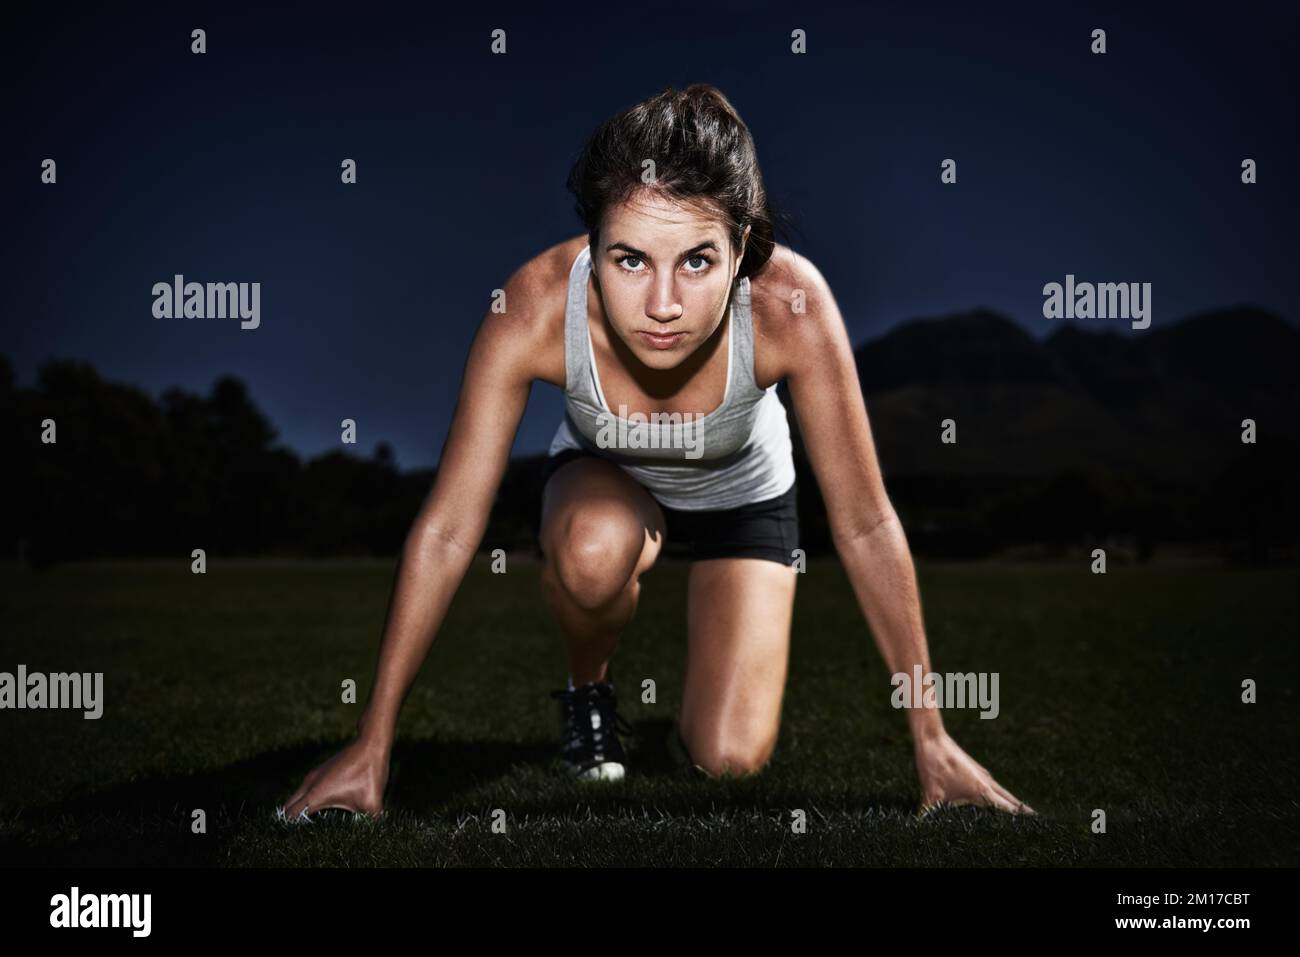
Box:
[913,731,1035,816]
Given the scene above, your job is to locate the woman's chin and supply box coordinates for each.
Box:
[632,346,690,371]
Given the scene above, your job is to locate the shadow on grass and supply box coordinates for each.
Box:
[0,717,915,865]
[0,734,560,866]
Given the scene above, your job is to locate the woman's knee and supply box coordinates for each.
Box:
[544,506,647,612]
[680,726,777,779]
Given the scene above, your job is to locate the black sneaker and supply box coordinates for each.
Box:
[549,679,635,780]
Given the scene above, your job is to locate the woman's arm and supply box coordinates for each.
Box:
[769,252,1033,815]
[354,273,557,751]
[281,250,564,819]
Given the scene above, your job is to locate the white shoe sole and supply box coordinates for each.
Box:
[576,762,625,781]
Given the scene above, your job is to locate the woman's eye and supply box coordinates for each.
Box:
[617,254,710,273]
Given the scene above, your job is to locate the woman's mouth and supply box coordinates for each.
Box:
[637,330,686,350]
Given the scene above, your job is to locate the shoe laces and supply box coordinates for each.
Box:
[550,682,636,750]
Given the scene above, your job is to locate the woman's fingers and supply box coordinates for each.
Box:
[987,776,1035,815]
[918,781,946,812]
[916,797,946,818]
[980,784,1020,813]
[1002,791,1036,815]
[283,780,373,823]
[281,772,318,816]
[279,743,388,824]
[918,780,1031,817]
[304,799,358,817]
[282,790,312,821]
[914,740,1035,817]
[284,780,336,821]
[950,764,1010,813]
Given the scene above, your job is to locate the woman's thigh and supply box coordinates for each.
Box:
[679,557,798,776]
[539,457,667,603]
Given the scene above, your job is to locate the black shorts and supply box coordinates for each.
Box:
[542,449,800,567]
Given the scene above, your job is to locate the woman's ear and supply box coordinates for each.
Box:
[735,224,752,278]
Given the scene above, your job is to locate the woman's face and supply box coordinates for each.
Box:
[592,189,748,371]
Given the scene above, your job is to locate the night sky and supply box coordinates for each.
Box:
[6,1,1296,469]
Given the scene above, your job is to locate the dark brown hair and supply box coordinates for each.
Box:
[566,84,794,281]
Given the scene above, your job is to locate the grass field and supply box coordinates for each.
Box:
[1,555,1297,866]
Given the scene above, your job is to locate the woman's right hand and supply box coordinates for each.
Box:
[274,245,554,825]
[280,737,390,822]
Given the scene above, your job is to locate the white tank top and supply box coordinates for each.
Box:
[547,244,796,511]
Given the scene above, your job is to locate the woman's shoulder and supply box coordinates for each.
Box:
[748,243,837,387]
[501,234,585,326]
[489,235,587,388]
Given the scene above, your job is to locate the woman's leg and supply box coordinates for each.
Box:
[539,457,666,687]
[679,557,798,777]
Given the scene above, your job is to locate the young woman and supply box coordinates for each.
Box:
[281,84,1033,821]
